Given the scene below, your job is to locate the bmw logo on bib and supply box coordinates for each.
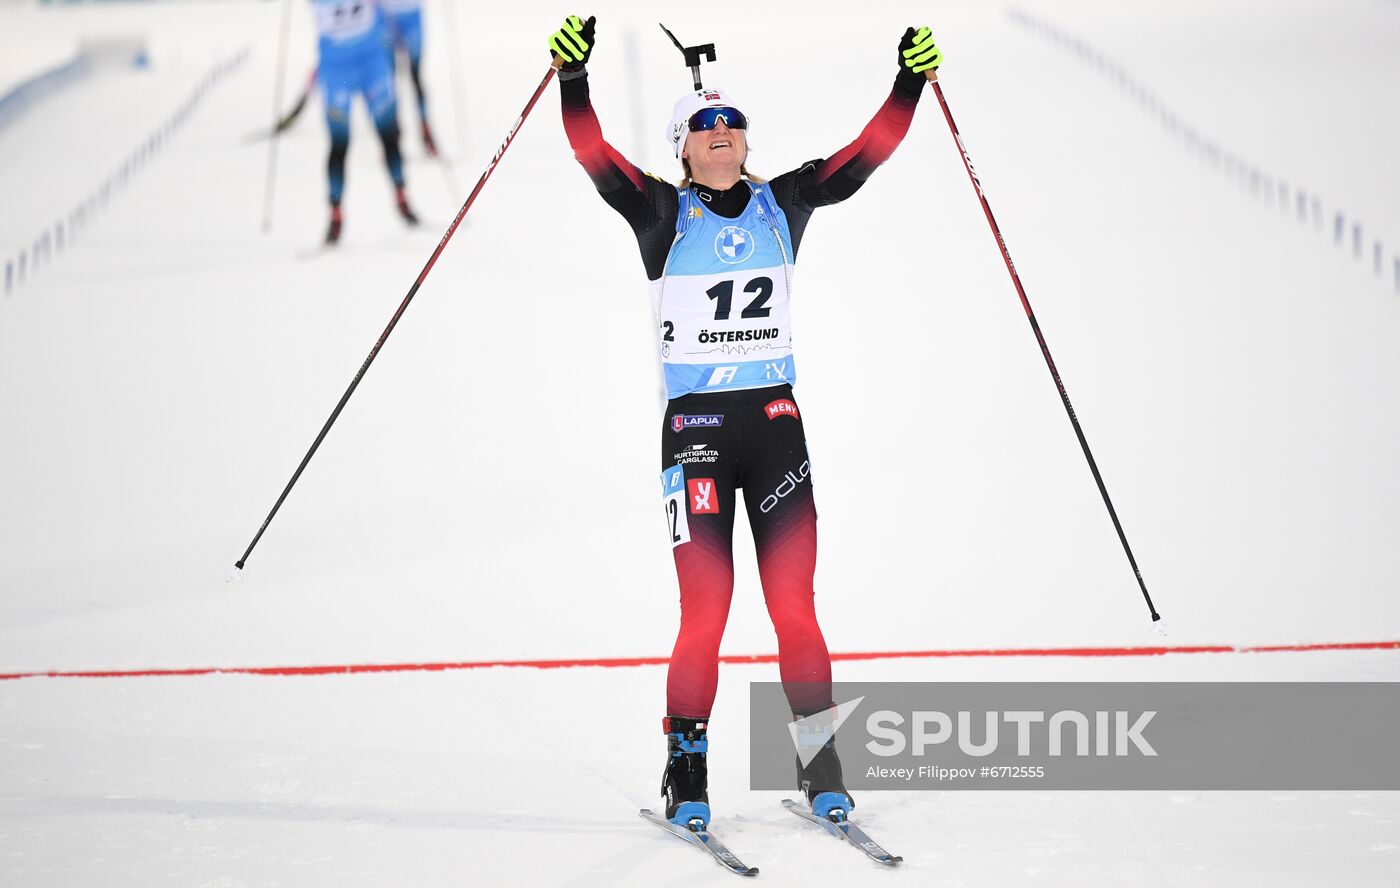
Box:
[714,226,754,264]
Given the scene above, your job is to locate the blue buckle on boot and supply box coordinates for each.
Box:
[811,791,852,821]
[669,734,708,755]
[669,801,711,828]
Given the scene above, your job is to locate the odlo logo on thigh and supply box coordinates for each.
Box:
[760,461,810,514]
[688,478,719,514]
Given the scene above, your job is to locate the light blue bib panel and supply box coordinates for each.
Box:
[313,0,384,58]
[652,183,798,399]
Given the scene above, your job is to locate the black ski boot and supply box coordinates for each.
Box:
[325,202,343,245]
[395,186,419,226]
[661,716,710,828]
[796,729,854,820]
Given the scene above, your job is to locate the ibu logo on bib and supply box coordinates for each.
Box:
[714,226,754,264]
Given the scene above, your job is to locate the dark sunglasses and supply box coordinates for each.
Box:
[687,106,748,132]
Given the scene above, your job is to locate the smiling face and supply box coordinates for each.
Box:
[682,119,748,189]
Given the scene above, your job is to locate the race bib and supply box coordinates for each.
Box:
[661,465,691,548]
[314,0,377,42]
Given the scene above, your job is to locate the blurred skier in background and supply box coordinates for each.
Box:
[380,0,438,157]
[313,0,418,244]
[547,14,941,827]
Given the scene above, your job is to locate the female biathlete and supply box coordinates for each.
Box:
[548,14,942,827]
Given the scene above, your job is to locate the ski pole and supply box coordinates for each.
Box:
[242,68,317,144]
[275,68,318,135]
[232,57,566,575]
[260,0,293,232]
[924,68,1162,625]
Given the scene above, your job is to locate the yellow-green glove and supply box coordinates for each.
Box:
[899,26,942,74]
[548,15,596,70]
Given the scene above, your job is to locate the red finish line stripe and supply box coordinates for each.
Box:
[1238,640,1400,653]
[1,640,1396,682]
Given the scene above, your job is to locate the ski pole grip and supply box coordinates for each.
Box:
[550,55,566,69]
[925,68,940,83]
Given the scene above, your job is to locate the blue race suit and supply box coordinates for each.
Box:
[313,0,403,203]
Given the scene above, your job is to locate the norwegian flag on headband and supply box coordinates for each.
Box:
[667,86,744,158]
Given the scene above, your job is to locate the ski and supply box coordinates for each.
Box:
[780,798,903,866]
[638,808,759,876]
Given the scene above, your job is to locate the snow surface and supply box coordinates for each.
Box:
[1,0,1398,885]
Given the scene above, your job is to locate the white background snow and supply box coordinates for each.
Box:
[1,0,1397,885]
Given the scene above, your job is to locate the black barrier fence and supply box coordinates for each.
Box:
[1010,9,1399,296]
[3,47,250,299]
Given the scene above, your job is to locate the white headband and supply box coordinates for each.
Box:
[666,87,745,159]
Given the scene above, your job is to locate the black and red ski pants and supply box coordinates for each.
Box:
[660,384,832,718]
